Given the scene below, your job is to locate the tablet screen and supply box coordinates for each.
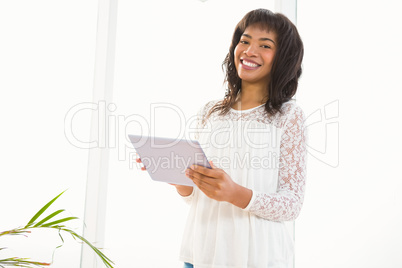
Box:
[129,134,211,186]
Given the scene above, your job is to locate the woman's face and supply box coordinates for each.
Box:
[234,24,277,88]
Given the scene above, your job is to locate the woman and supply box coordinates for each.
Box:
[139,8,307,268]
[178,8,307,268]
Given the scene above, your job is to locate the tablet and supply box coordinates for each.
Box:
[128,134,211,186]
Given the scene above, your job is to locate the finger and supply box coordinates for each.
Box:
[187,170,216,188]
[190,164,216,177]
[209,160,217,169]
[136,158,142,163]
[193,174,218,185]
[187,168,213,181]
[141,166,146,171]
[191,176,216,197]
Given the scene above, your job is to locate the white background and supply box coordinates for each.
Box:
[0,0,97,267]
[0,0,401,267]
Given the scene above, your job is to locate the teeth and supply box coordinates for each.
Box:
[242,60,259,67]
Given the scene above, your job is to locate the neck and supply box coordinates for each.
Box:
[239,82,268,104]
[231,82,268,110]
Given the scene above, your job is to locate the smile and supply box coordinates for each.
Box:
[240,59,261,70]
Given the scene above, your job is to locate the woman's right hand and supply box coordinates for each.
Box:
[135,155,193,197]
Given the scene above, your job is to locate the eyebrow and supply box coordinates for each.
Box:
[242,34,276,45]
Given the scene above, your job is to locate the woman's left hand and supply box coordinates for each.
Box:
[185,161,239,204]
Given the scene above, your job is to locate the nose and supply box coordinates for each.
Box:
[244,44,257,56]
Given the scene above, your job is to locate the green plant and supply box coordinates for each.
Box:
[0,191,114,268]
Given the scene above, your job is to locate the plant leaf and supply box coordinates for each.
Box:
[0,257,51,267]
[25,191,66,228]
[0,228,30,237]
[40,217,78,228]
[33,210,65,227]
[60,228,114,268]
[6,190,115,268]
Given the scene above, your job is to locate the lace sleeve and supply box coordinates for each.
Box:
[245,104,308,221]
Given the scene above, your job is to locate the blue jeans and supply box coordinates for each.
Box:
[183,262,194,268]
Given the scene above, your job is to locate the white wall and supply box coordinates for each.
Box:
[0,0,97,267]
[296,0,402,267]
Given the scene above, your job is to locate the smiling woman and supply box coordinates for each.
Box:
[211,8,304,118]
[234,25,277,92]
[175,9,306,268]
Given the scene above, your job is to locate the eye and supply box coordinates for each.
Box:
[261,45,271,49]
[239,40,249,45]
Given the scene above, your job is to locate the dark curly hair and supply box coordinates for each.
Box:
[207,8,304,118]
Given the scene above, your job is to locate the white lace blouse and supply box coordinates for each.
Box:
[179,99,308,268]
